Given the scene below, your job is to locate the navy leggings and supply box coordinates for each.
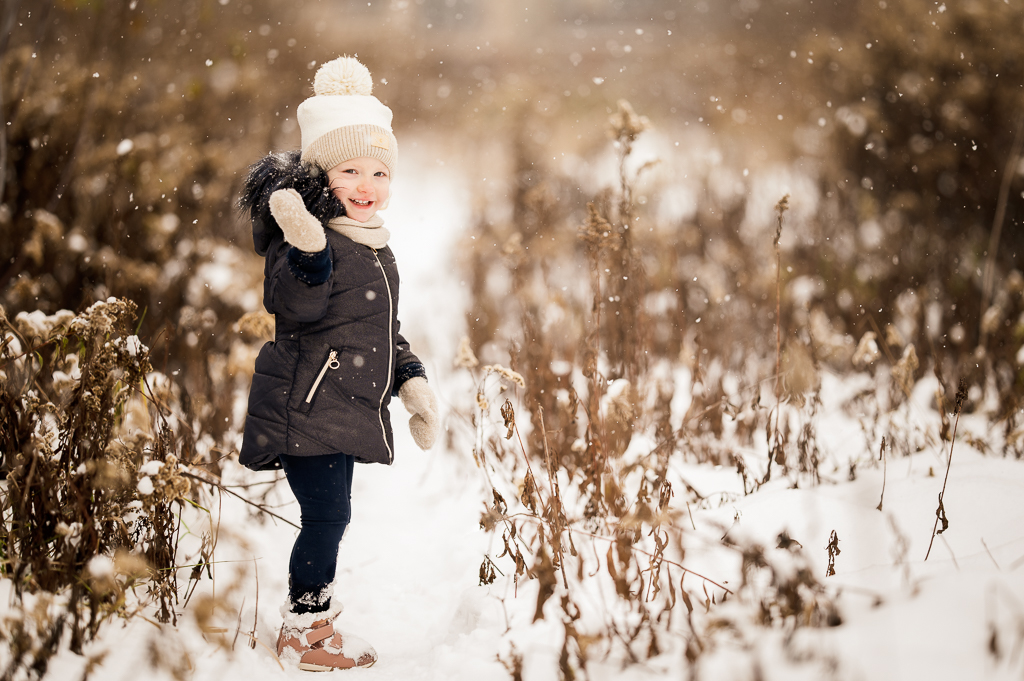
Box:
[280,452,354,614]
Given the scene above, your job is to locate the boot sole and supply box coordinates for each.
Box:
[298,660,377,672]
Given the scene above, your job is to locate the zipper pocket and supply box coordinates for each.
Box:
[305,349,340,404]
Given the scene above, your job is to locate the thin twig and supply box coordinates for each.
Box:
[160,558,263,572]
[212,489,222,604]
[250,557,259,650]
[504,399,539,484]
[980,538,1001,571]
[925,379,967,561]
[181,471,299,530]
[232,596,245,652]
[876,436,887,511]
[238,632,284,671]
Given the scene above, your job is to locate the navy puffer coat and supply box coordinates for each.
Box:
[238,152,423,470]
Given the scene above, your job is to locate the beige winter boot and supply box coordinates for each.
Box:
[276,611,377,672]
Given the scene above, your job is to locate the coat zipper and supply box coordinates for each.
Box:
[305,349,340,404]
[371,249,395,464]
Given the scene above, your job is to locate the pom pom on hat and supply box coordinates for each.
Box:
[313,57,373,97]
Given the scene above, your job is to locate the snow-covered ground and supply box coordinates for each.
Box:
[28,140,1024,681]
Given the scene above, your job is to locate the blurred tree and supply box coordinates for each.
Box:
[777,0,1024,411]
[0,0,325,448]
[807,1,1023,326]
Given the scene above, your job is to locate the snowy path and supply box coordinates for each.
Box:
[225,137,512,679]
[200,435,509,681]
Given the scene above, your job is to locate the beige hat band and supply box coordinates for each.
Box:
[301,124,397,174]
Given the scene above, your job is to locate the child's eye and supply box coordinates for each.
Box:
[374,171,387,177]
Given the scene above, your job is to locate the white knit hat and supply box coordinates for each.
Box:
[297,57,397,174]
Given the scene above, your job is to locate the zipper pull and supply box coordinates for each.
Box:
[306,349,340,404]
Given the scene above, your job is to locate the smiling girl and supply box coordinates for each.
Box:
[327,157,390,222]
[237,57,438,672]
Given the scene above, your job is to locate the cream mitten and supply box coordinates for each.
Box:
[268,188,327,253]
[398,377,438,450]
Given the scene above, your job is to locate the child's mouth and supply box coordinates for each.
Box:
[350,199,373,208]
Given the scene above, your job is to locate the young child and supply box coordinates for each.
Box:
[237,56,439,671]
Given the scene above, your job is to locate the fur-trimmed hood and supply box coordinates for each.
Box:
[238,150,343,256]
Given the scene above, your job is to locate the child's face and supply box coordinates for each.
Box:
[327,157,391,223]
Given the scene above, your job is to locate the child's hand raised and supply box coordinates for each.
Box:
[268,188,327,253]
[398,377,439,451]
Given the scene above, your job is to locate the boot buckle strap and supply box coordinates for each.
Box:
[305,622,335,646]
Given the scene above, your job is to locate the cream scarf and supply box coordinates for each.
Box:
[326,214,390,249]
